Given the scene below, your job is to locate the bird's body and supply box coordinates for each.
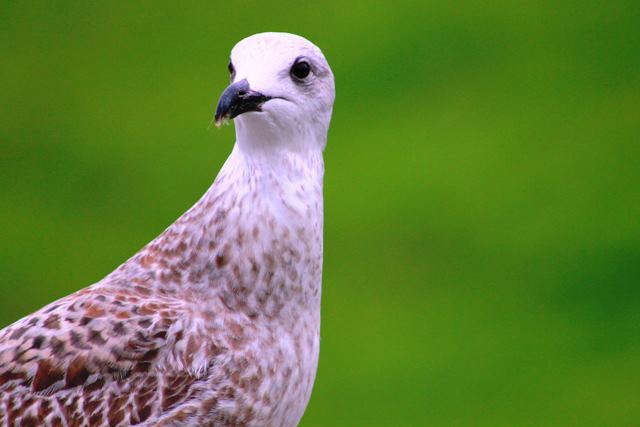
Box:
[0,33,335,427]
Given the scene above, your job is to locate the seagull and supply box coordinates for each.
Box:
[0,32,335,427]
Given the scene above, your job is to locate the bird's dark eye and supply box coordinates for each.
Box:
[290,60,311,80]
[228,61,235,76]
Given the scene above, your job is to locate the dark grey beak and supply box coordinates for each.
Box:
[214,79,271,126]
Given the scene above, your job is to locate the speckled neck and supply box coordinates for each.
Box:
[111,144,325,326]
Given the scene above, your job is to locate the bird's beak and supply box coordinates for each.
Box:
[214,79,272,127]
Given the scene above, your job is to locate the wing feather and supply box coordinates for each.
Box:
[0,286,206,426]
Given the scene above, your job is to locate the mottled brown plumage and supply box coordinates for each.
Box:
[0,32,335,427]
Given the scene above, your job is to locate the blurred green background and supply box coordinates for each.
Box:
[1,1,639,425]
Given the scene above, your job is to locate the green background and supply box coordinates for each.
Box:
[1,2,639,425]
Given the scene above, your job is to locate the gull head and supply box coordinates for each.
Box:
[215,32,335,153]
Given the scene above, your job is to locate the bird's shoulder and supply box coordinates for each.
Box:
[0,283,245,425]
[0,284,213,396]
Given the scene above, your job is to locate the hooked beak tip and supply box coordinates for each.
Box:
[214,79,271,128]
[213,114,228,128]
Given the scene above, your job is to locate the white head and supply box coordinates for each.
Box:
[215,33,335,154]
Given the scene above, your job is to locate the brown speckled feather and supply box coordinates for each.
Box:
[0,290,186,425]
